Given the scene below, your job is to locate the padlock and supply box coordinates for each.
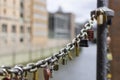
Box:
[67,51,73,60]
[2,77,10,80]
[107,52,113,61]
[43,67,51,80]
[26,63,38,80]
[29,68,38,80]
[87,29,94,41]
[74,42,80,56]
[1,66,11,80]
[33,71,38,80]
[49,65,54,78]
[23,66,32,80]
[107,36,111,47]
[13,71,23,80]
[97,11,104,25]
[79,39,88,47]
[53,62,59,71]
[107,48,113,61]
[107,73,112,79]
[23,71,28,80]
[9,66,23,80]
[2,74,11,80]
[62,56,67,65]
[12,73,21,80]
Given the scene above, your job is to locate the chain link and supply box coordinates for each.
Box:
[0,12,97,76]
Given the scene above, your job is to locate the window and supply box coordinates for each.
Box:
[27,27,31,33]
[20,26,24,33]
[20,38,24,42]
[20,2,24,8]
[20,1,24,17]
[12,25,16,33]
[3,9,6,14]
[20,13,24,18]
[2,24,7,32]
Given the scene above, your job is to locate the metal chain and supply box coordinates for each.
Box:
[0,13,97,76]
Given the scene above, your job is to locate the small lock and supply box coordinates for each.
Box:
[107,52,113,61]
[97,11,105,25]
[32,71,38,80]
[107,73,112,79]
[79,39,88,47]
[74,42,80,56]
[49,65,54,78]
[67,51,73,60]
[87,29,94,41]
[9,66,23,80]
[62,57,67,65]
[43,67,51,80]
[23,71,28,80]
[2,73,11,80]
[2,77,11,80]
[53,63,59,71]
[107,48,113,61]
[12,74,21,80]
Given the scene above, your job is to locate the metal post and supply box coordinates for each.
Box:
[97,12,107,80]
[96,1,114,80]
[97,1,107,80]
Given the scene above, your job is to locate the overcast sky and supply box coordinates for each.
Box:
[47,0,97,23]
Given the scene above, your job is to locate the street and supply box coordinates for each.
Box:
[50,44,97,80]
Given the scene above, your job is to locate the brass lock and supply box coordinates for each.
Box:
[67,51,73,60]
[74,42,80,56]
[62,56,67,65]
[107,48,113,61]
[53,62,59,71]
[107,52,113,61]
[107,73,112,79]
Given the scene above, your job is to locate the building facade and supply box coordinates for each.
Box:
[31,0,48,47]
[0,0,31,47]
[49,8,75,39]
[109,0,120,80]
[0,0,48,50]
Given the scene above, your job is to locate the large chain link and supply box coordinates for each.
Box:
[0,12,97,76]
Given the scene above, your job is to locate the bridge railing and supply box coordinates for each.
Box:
[0,7,114,80]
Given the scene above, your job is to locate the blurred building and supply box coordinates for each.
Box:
[48,7,75,40]
[0,0,31,46]
[0,0,48,49]
[109,0,120,80]
[31,0,48,47]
